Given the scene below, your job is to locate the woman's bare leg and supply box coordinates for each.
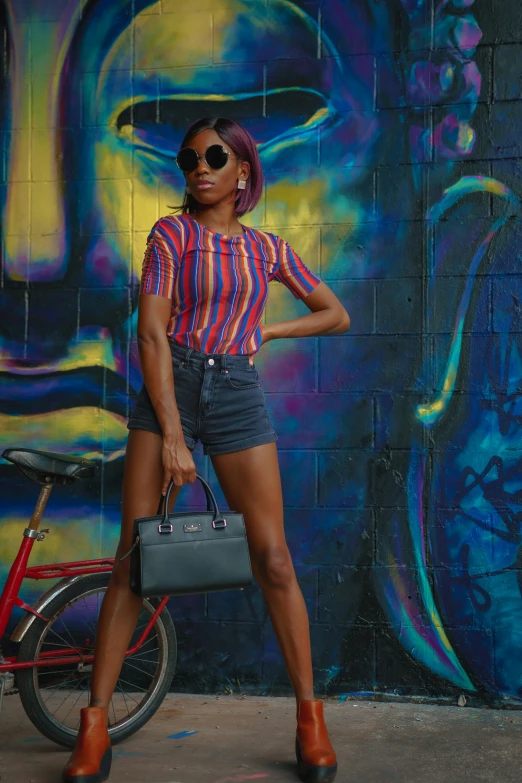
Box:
[211,443,314,701]
[89,429,180,721]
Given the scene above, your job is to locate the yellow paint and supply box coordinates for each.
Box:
[0,328,117,376]
[101,5,212,76]
[3,6,81,281]
[416,364,457,425]
[0,408,128,459]
[457,122,475,153]
[0,518,102,566]
[265,177,327,228]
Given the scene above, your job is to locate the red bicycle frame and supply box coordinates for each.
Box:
[0,484,169,672]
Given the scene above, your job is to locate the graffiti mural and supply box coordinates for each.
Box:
[1,0,521,702]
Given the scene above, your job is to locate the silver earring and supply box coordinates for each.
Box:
[237,179,246,190]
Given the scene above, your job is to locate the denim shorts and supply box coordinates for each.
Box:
[127,341,278,456]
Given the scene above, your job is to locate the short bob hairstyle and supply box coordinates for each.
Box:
[177,117,263,218]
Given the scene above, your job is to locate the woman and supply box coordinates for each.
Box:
[63,117,350,783]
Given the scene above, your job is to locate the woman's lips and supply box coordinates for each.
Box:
[195,182,214,190]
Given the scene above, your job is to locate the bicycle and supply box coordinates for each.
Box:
[0,447,177,748]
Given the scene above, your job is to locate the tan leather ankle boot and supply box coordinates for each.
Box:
[62,706,112,783]
[296,699,337,783]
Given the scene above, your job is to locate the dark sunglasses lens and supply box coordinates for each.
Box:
[176,148,198,173]
[205,145,229,169]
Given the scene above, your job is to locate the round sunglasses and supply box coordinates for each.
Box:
[175,144,238,174]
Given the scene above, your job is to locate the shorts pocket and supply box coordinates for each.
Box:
[225,367,261,390]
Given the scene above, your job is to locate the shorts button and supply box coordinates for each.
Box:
[208,358,215,366]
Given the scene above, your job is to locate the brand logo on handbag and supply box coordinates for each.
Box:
[184,523,202,533]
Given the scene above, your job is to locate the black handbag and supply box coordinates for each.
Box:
[125,474,252,598]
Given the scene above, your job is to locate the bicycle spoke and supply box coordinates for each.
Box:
[114,687,140,707]
[122,659,158,678]
[114,676,149,693]
[51,677,89,721]
[119,687,132,718]
[131,635,159,653]
[127,653,160,663]
[44,627,82,656]
[42,670,80,704]
[76,600,99,641]
[54,614,82,651]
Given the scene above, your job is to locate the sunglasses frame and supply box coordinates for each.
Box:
[175,144,239,174]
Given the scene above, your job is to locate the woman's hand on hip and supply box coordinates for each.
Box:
[161,436,197,494]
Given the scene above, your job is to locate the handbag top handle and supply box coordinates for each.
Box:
[156,474,214,515]
[162,475,227,529]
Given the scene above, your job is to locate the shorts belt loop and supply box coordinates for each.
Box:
[222,353,229,373]
[185,348,194,363]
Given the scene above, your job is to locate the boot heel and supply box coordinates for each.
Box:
[99,747,113,779]
[63,745,112,783]
[296,736,338,783]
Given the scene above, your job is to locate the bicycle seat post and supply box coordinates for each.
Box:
[0,482,54,641]
[25,484,53,538]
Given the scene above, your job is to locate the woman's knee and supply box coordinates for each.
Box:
[252,545,295,590]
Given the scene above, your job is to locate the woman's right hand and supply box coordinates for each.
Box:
[161,436,197,495]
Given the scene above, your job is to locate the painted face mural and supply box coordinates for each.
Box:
[0,0,520,699]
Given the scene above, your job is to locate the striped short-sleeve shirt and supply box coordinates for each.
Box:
[139,213,321,355]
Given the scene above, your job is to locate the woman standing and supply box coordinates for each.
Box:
[63,117,350,783]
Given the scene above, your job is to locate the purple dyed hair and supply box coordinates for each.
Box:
[177,117,263,218]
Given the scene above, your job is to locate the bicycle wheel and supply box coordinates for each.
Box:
[16,572,177,748]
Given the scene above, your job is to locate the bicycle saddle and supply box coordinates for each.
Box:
[2,448,97,484]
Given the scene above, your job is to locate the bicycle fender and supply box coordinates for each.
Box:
[10,574,95,643]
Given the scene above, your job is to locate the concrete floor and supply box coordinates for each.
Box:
[1,693,522,783]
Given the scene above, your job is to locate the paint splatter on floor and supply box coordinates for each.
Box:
[112,748,145,759]
[168,729,199,740]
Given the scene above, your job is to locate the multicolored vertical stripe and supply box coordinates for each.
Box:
[139,213,320,355]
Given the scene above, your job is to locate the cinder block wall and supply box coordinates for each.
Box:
[1,1,521,704]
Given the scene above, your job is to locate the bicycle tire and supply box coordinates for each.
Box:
[16,572,177,748]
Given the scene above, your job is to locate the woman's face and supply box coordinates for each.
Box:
[182,129,250,212]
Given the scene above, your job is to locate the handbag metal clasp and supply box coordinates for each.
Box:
[158,523,173,534]
[212,518,227,530]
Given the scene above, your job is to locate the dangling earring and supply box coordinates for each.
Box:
[186,186,190,194]
[237,179,246,190]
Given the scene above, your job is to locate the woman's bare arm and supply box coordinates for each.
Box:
[262,281,350,342]
[137,294,196,491]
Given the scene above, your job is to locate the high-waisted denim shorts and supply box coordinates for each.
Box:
[127,340,278,456]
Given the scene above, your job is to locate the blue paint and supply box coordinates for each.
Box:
[168,730,199,740]
[113,749,144,758]
[338,693,348,702]
[324,666,341,683]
